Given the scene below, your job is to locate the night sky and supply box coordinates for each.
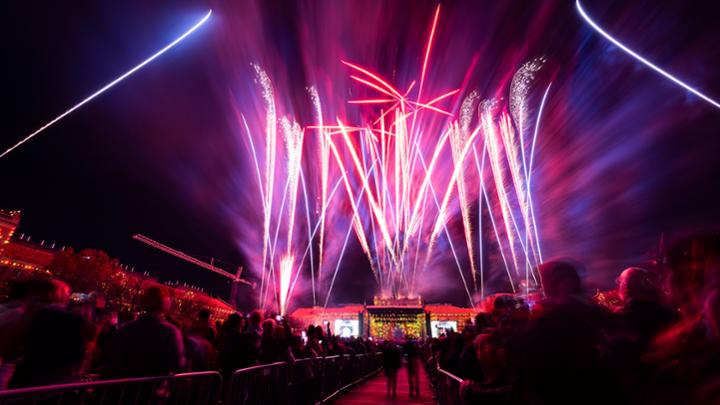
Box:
[2,0,720,309]
[1,0,243,302]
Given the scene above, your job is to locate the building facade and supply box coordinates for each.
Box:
[0,209,233,318]
[290,296,477,339]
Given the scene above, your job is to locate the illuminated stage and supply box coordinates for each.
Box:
[290,296,476,340]
[366,296,426,339]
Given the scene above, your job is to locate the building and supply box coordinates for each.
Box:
[0,209,233,318]
[289,296,477,339]
[0,236,58,272]
[0,209,57,275]
[0,210,21,253]
[289,305,365,337]
[425,304,477,337]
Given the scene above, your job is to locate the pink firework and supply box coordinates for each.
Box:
[230,4,550,312]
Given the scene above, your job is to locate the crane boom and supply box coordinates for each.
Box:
[133,234,254,287]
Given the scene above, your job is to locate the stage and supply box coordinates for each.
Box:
[290,296,476,339]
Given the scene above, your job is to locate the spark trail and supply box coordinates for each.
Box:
[235,6,550,312]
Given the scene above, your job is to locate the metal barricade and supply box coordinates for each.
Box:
[0,353,384,405]
[424,356,439,390]
[339,355,357,388]
[318,355,341,400]
[225,362,288,405]
[344,353,381,388]
[290,358,319,405]
[435,367,464,405]
[289,353,382,405]
[0,371,222,405]
[317,353,382,403]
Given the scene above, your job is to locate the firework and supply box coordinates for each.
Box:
[279,254,294,315]
[236,5,551,312]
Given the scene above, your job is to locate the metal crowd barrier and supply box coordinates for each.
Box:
[319,355,342,400]
[0,371,222,405]
[320,354,380,402]
[225,362,289,405]
[435,367,464,405]
[226,353,382,405]
[290,358,320,405]
[0,353,383,405]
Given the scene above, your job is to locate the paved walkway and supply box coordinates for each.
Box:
[332,363,435,405]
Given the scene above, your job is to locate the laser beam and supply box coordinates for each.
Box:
[576,0,720,109]
[0,10,213,159]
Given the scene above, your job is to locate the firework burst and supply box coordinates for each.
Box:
[235,5,551,312]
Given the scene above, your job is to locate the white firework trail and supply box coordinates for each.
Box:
[481,101,521,275]
[509,59,545,272]
[251,64,278,306]
[308,86,329,295]
[280,117,305,255]
[449,120,479,292]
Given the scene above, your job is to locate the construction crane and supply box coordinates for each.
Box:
[132,234,255,307]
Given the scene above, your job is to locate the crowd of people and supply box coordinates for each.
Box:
[0,231,719,405]
[422,232,720,404]
[0,278,374,392]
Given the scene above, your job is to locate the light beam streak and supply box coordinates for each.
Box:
[472,145,515,293]
[284,172,366,309]
[412,143,475,306]
[0,10,213,159]
[298,168,316,306]
[424,125,482,277]
[323,163,380,309]
[527,83,553,266]
[576,0,720,109]
[410,4,442,139]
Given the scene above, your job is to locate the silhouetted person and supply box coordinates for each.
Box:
[217,313,242,375]
[403,338,421,397]
[290,334,316,359]
[307,325,325,356]
[438,331,464,376]
[9,280,90,389]
[614,267,677,345]
[460,333,513,405]
[644,233,720,404]
[88,311,118,374]
[246,311,263,337]
[190,308,216,344]
[218,313,259,379]
[0,278,59,388]
[518,260,614,405]
[290,334,317,405]
[382,341,402,397]
[181,319,216,372]
[260,320,294,364]
[241,310,260,345]
[105,287,185,378]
